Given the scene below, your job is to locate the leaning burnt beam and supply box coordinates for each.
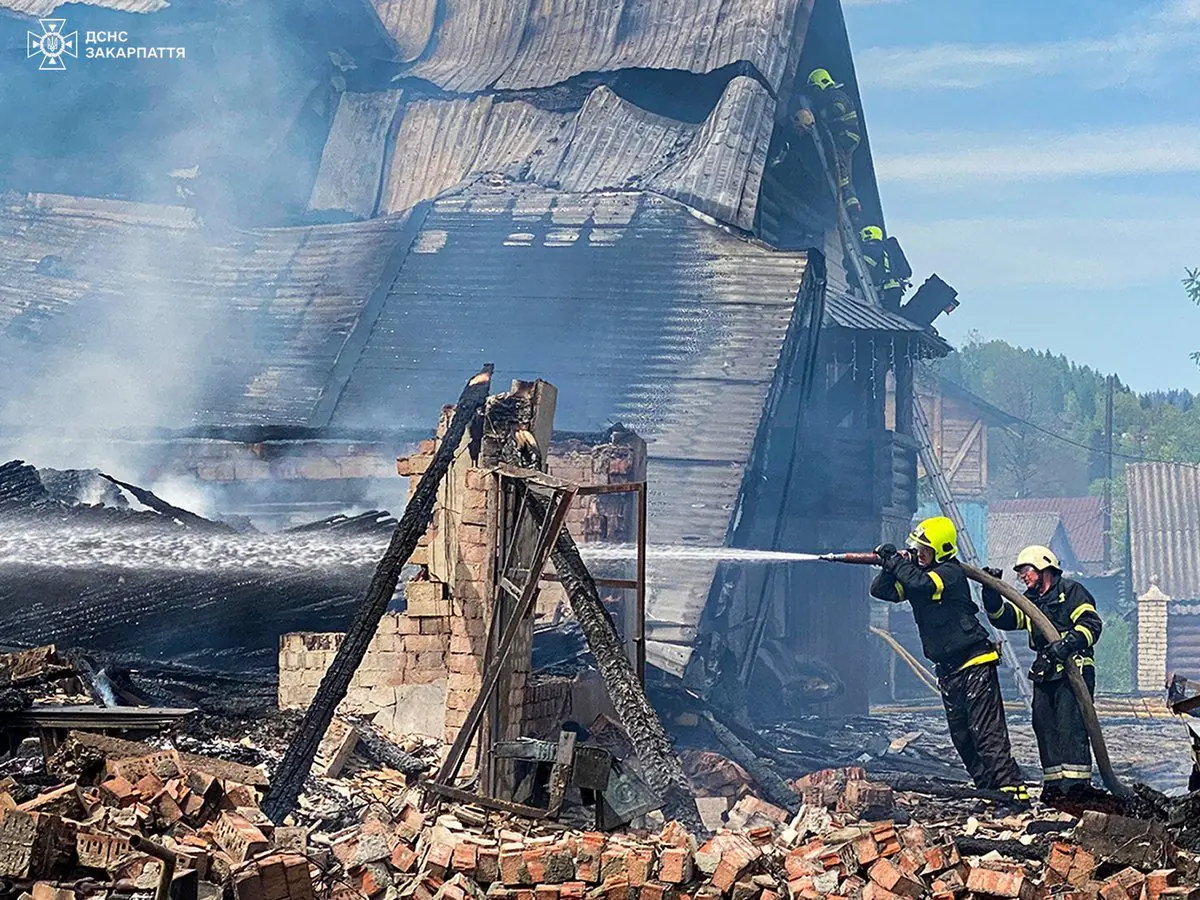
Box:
[264,365,494,823]
[542,504,704,834]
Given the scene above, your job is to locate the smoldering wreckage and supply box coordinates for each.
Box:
[3,1,1200,899]
[1,370,1200,900]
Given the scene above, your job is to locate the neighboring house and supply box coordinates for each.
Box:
[1127,462,1200,689]
[986,511,1077,577]
[990,496,1107,577]
[909,369,1019,501]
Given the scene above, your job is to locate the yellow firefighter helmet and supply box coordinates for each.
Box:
[1014,545,1061,573]
[908,516,958,563]
[808,68,837,91]
[860,225,883,242]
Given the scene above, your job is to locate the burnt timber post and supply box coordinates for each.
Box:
[265,365,494,822]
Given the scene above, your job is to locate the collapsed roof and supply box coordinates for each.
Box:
[0,0,949,679]
[374,0,814,92]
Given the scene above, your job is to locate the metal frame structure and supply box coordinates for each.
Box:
[432,472,576,791]
[539,481,648,684]
[426,467,649,816]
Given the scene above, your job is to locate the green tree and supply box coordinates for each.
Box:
[930,336,1200,572]
[1189,267,1200,367]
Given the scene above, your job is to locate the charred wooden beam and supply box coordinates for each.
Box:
[344,716,430,776]
[545,512,704,833]
[702,711,799,814]
[264,365,494,822]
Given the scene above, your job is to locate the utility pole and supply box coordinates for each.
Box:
[1102,375,1115,571]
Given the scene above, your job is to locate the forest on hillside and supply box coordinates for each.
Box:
[928,335,1200,568]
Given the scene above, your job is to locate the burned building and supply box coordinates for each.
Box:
[0,0,954,716]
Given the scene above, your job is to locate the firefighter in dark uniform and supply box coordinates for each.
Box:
[982,546,1103,798]
[871,517,1028,800]
[860,226,905,310]
[806,68,862,220]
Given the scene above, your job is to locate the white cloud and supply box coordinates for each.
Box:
[856,2,1200,90]
[874,124,1200,184]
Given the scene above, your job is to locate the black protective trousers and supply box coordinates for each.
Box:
[938,662,1023,790]
[1033,666,1095,787]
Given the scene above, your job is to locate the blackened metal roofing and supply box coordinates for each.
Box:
[313,78,775,232]
[309,90,405,221]
[0,193,412,430]
[325,183,933,673]
[1127,462,1200,600]
[0,185,940,675]
[381,0,812,93]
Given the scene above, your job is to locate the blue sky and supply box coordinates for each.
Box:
[843,0,1200,392]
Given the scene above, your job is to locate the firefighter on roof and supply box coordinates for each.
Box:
[871,517,1028,801]
[805,67,862,220]
[859,225,906,310]
[982,546,1103,799]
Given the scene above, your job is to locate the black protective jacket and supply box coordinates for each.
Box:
[814,87,860,139]
[983,574,1102,666]
[871,557,994,670]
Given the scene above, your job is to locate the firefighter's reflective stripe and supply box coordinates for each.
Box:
[957,649,1000,672]
[1060,766,1092,780]
[1043,765,1065,781]
[987,599,1026,627]
[1074,624,1096,646]
[1078,656,1095,668]
[928,571,945,601]
[895,583,905,601]
[1070,603,1097,622]
[1000,785,1030,801]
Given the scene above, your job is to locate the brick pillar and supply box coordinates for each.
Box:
[1137,577,1170,694]
[397,410,497,777]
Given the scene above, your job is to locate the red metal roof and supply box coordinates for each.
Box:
[990,496,1106,572]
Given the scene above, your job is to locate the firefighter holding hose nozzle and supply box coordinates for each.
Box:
[870,517,1028,801]
[982,546,1102,800]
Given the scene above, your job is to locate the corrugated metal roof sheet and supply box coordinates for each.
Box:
[309,90,404,220]
[0,194,410,429]
[395,0,810,93]
[333,78,773,230]
[0,184,935,676]
[327,185,812,672]
[991,496,1105,571]
[1,0,165,14]
[824,290,928,334]
[1127,462,1200,599]
[376,95,573,218]
[986,511,1070,576]
[371,0,437,61]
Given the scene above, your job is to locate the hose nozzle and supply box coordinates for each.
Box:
[819,552,882,565]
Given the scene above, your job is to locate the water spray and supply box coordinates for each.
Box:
[577,545,825,564]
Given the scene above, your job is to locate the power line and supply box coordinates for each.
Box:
[989,399,1200,471]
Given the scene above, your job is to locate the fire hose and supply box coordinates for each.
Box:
[821,552,1131,799]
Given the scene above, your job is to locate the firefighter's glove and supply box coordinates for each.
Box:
[1029,650,1056,683]
[795,108,815,130]
[982,567,1003,579]
[875,543,905,573]
[1047,630,1086,664]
